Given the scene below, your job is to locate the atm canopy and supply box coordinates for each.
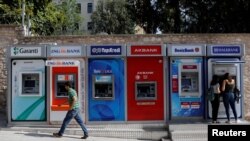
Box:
[8,45,46,58]
[166,44,206,56]
[127,44,164,56]
[87,44,126,57]
[206,44,245,57]
[47,44,86,58]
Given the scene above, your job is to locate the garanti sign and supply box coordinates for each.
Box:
[10,46,42,57]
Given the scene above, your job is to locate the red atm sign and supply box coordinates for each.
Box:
[131,45,162,55]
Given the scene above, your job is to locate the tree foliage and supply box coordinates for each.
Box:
[91,0,135,34]
[32,0,82,35]
[126,0,158,33]
[155,0,182,33]
[0,0,23,24]
[127,0,250,33]
[0,0,51,24]
[0,0,81,35]
[31,2,63,35]
[2,0,250,34]
[180,0,250,33]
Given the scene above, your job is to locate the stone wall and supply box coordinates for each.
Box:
[1,25,250,120]
[0,25,23,113]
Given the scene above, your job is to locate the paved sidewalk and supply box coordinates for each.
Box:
[0,111,152,141]
[0,130,150,141]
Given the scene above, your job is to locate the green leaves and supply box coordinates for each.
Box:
[32,0,82,35]
[1,0,82,35]
[91,0,135,34]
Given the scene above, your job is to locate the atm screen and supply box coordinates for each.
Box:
[135,82,157,100]
[24,80,36,87]
[182,78,191,86]
[21,73,40,95]
[93,75,114,100]
[55,74,76,98]
[57,82,68,97]
[94,83,113,98]
[181,71,199,93]
[181,78,192,92]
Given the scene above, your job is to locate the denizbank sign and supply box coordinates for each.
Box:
[170,45,203,56]
[11,47,41,57]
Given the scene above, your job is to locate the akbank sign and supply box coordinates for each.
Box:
[90,45,121,55]
[11,47,41,57]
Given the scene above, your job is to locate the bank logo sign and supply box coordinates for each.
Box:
[49,46,82,56]
[130,45,162,55]
[212,46,240,54]
[11,47,41,57]
[45,60,80,66]
[90,46,122,55]
[171,45,203,56]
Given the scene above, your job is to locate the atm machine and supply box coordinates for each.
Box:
[87,44,126,122]
[8,45,46,122]
[207,44,245,119]
[46,45,86,123]
[167,44,206,120]
[127,44,165,121]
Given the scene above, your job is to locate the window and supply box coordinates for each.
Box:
[87,22,92,30]
[87,3,93,13]
[76,3,81,13]
[75,23,79,30]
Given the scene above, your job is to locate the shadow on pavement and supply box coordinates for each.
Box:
[17,132,81,139]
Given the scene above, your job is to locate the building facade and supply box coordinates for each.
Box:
[53,0,100,34]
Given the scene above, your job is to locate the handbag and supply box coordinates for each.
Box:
[234,86,241,103]
[207,87,214,101]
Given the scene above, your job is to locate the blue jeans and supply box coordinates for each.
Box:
[223,92,237,121]
[58,108,88,136]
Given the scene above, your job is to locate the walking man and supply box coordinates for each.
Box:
[53,81,88,139]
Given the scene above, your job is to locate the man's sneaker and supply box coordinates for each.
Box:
[81,134,88,139]
[53,133,62,137]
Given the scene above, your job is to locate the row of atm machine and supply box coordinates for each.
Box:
[7,44,245,124]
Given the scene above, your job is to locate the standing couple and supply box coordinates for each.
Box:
[210,73,238,123]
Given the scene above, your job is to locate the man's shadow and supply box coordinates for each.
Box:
[15,132,81,139]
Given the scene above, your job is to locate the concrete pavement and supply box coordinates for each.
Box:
[0,130,151,141]
[0,111,168,141]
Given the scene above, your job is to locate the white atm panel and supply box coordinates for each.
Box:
[11,59,46,121]
[208,58,242,118]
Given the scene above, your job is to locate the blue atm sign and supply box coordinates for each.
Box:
[91,46,122,55]
[212,46,240,54]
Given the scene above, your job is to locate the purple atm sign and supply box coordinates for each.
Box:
[212,45,241,54]
[91,46,122,55]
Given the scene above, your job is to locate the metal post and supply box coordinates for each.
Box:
[21,0,26,35]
